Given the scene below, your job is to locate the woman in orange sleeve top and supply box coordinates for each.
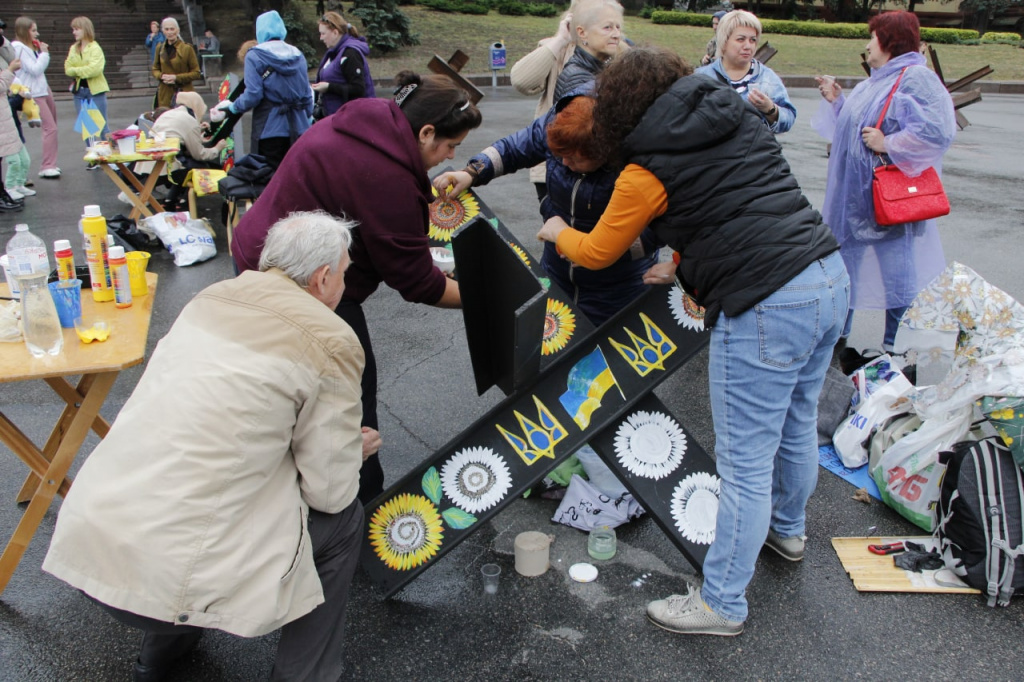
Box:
[538,47,848,637]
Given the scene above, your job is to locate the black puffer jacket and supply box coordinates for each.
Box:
[553,47,604,102]
[625,75,838,324]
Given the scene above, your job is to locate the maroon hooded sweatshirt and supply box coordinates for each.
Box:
[231,98,447,306]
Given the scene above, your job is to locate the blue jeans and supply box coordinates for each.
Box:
[74,88,110,144]
[841,306,907,351]
[701,252,849,622]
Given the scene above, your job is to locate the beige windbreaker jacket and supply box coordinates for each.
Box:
[43,268,365,637]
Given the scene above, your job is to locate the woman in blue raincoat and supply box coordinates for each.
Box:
[812,11,955,350]
[211,10,313,168]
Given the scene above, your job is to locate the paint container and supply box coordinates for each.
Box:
[430,246,455,274]
[514,531,553,577]
[481,563,501,594]
[588,525,617,560]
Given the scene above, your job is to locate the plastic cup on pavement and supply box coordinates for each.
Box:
[481,563,501,595]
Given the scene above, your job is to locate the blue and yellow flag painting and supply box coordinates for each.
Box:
[559,347,622,430]
[74,101,106,141]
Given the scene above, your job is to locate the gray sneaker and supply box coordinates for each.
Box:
[646,586,744,636]
[764,529,805,562]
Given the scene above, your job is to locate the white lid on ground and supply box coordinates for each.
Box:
[569,563,598,583]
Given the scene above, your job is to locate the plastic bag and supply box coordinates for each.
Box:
[833,356,917,469]
[871,404,974,532]
[142,211,217,266]
[850,354,912,410]
[979,396,1024,469]
[0,301,22,343]
[551,474,643,531]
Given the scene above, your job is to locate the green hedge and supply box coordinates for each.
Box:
[650,11,980,44]
[421,0,491,13]
[497,0,558,15]
[980,31,1022,44]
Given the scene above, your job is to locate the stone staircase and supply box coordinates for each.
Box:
[8,0,204,97]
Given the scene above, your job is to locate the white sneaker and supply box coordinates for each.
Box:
[11,186,36,197]
[6,187,24,200]
[117,191,135,206]
[39,168,61,178]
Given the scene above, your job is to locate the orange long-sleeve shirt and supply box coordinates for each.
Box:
[555,164,668,268]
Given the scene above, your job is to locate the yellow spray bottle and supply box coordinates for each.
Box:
[81,205,114,302]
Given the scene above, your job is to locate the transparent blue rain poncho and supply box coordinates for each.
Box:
[812,51,956,310]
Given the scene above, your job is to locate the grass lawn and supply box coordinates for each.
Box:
[359,7,1024,83]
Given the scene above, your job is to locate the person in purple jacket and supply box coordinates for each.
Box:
[312,10,375,119]
[232,71,481,504]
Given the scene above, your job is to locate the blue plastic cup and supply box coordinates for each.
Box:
[49,279,83,329]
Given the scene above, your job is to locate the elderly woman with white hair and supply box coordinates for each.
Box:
[696,10,796,133]
[151,17,200,108]
[553,0,625,101]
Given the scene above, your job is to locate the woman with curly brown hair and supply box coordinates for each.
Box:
[538,46,848,636]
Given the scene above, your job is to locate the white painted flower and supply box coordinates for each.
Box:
[613,411,687,480]
[670,472,721,545]
[668,288,705,332]
[440,447,512,514]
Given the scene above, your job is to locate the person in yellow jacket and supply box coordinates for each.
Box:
[151,17,200,108]
[64,16,110,151]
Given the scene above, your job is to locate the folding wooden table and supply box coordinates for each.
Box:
[90,138,180,221]
[0,273,158,595]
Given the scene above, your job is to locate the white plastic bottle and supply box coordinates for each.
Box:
[5,224,63,357]
[6,224,49,277]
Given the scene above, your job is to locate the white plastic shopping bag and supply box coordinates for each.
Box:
[143,211,217,266]
[871,404,974,532]
[833,355,917,469]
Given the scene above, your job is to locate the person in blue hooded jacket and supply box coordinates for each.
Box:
[213,10,313,168]
[311,11,374,119]
[695,10,795,134]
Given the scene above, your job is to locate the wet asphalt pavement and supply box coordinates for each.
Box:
[1,85,1023,681]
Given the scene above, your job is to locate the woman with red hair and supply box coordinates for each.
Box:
[433,94,665,327]
[812,11,955,352]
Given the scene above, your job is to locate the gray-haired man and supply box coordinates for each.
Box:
[43,211,379,681]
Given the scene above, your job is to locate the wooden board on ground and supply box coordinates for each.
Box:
[832,536,979,594]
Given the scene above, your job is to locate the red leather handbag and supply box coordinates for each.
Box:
[870,68,950,227]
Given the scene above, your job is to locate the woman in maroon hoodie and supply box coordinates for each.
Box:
[232,71,482,503]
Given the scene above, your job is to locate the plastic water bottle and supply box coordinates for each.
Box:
[6,224,63,357]
[6,224,49,277]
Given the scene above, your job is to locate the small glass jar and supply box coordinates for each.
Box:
[588,525,617,560]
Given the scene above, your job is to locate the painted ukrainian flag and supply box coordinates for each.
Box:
[559,347,621,430]
[74,103,105,140]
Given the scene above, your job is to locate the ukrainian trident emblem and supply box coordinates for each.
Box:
[495,396,568,466]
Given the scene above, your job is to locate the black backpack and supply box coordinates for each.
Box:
[936,437,1024,606]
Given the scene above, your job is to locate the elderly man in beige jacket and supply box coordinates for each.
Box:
[43,210,380,682]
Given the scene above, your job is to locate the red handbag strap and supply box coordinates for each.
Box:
[874,67,909,130]
[873,67,909,165]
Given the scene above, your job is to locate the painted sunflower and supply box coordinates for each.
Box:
[428,187,481,242]
[368,493,444,571]
[668,288,706,332]
[506,241,531,267]
[543,298,576,356]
